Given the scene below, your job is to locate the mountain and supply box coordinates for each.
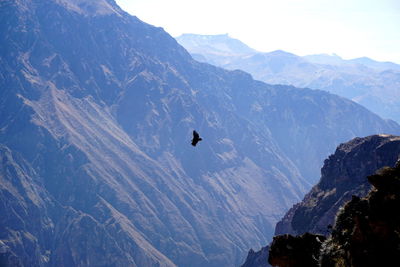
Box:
[302,53,344,66]
[241,245,270,267]
[175,34,257,67]
[319,161,400,267]
[304,54,400,72]
[1,1,400,266]
[269,158,400,267]
[175,33,257,56]
[176,34,400,124]
[275,134,400,236]
[240,134,400,267]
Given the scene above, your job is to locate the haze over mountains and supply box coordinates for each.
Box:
[1,0,399,266]
[176,34,400,124]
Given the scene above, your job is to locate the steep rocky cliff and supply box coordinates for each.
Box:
[275,134,400,236]
[241,245,270,267]
[268,233,326,267]
[241,135,400,267]
[320,162,400,267]
[1,0,400,266]
[269,160,400,267]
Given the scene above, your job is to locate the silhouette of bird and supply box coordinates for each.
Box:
[191,130,202,146]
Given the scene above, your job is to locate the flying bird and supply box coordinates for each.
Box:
[191,130,202,146]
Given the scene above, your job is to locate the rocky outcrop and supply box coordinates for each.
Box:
[268,233,326,267]
[275,134,400,236]
[241,246,270,267]
[241,135,400,267]
[320,162,400,267]
[269,161,400,267]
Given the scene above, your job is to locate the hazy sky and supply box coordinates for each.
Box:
[116,0,400,63]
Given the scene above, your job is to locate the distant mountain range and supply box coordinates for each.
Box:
[1,1,399,266]
[176,34,400,124]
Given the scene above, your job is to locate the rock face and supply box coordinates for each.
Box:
[241,245,270,267]
[269,161,400,267]
[275,134,400,236]
[176,34,400,124]
[268,233,326,267]
[1,0,400,266]
[321,162,400,267]
[241,135,400,267]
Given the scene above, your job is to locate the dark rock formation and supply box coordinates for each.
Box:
[268,233,326,267]
[320,162,400,267]
[268,161,400,267]
[275,135,400,236]
[241,135,400,267]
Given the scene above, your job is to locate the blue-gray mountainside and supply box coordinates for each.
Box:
[176,34,400,124]
[241,134,400,267]
[1,0,399,266]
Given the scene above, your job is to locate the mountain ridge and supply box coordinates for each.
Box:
[176,34,400,123]
[177,34,400,69]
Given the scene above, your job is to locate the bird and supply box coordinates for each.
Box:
[191,130,202,146]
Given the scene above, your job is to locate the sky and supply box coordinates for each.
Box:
[116,0,400,63]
